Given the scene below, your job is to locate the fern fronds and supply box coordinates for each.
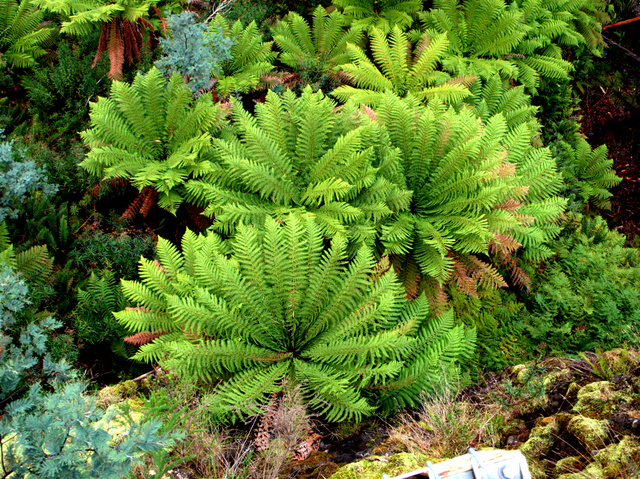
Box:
[80,67,228,214]
[333,0,422,32]
[272,6,363,81]
[116,214,474,421]
[209,16,277,97]
[333,26,469,106]
[184,87,409,248]
[0,0,54,68]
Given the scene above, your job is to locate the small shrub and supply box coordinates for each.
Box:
[0,135,58,223]
[155,11,235,94]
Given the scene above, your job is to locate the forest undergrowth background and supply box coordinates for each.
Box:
[1,0,640,477]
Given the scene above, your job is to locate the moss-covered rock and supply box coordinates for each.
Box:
[520,417,558,461]
[329,453,435,479]
[97,379,138,408]
[567,416,609,451]
[555,456,583,475]
[600,348,640,376]
[557,461,604,479]
[572,381,634,418]
[94,398,144,445]
[593,435,640,478]
[543,368,573,391]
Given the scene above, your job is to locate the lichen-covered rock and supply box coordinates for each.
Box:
[555,456,583,475]
[567,416,609,451]
[572,381,634,418]
[97,379,138,408]
[329,453,434,479]
[520,417,558,461]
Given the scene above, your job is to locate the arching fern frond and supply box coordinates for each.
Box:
[80,67,229,214]
[333,26,471,106]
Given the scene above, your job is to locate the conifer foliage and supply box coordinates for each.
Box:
[79,67,229,214]
[114,215,475,421]
[185,87,411,245]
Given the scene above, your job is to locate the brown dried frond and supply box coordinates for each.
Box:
[122,20,134,65]
[138,16,155,32]
[186,204,212,232]
[465,255,508,290]
[444,75,477,88]
[255,395,281,451]
[121,186,158,219]
[122,189,146,219]
[488,233,521,258]
[508,260,531,290]
[496,161,516,178]
[107,19,125,79]
[151,6,167,32]
[496,198,523,213]
[139,187,158,217]
[334,70,353,85]
[413,32,432,60]
[450,257,478,297]
[124,330,165,345]
[391,254,421,300]
[361,104,378,122]
[372,255,391,281]
[92,21,108,67]
[423,278,448,316]
[90,177,129,199]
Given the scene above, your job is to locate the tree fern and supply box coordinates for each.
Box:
[79,67,229,214]
[271,6,363,83]
[333,0,422,32]
[332,26,472,106]
[0,0,54,69]
[184,86,410,248]
[462,74,567,266]
[34,0,163,78]
[418,0,576,91]
[114,214,475,421]
[207,15,277,98]
[376,92,564,295]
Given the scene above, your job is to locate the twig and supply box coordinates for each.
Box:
[132,368,159,383]
[205,0,236,23]
[602,35,640,62]
[602,15,640,30]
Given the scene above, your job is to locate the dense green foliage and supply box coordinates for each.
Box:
[332,26,471,106]
[0,0,53,69]
[115,215,475,421]
[0,0,636,473]
[79,67,227,213]
[185,87,410,247]
[272,5,363,84]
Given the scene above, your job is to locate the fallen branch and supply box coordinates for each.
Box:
[602,35,640,62]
